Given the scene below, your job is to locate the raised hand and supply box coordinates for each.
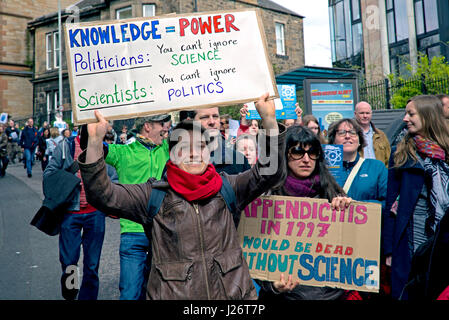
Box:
[87,110,108,143]
[255,93,277,133]
[86,110,108,163]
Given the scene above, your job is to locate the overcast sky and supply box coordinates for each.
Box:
[271,0,332,67]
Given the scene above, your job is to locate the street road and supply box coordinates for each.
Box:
[0,162,120,300]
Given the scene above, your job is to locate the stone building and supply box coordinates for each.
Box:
[0,0,73,123]
[28,0,305,124]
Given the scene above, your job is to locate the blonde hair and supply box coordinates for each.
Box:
[49,127,60,138]
[394,95,449,167]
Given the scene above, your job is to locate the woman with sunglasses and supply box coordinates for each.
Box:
[257,125,352,300]
[327,119,387,210]
[383,95,449,300]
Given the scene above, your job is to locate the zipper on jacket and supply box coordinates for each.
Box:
[193,203,211,300]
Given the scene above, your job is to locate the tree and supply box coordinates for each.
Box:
[389,53,449,109]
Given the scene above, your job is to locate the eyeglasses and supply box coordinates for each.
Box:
[288,146,320,160]
[220,121,228,125]
[336,129,357,137]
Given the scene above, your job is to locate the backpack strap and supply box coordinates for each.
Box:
[145,176,238,226]
[147,188,167,220]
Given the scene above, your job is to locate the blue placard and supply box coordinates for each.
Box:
[0,113,8,124]
[247,84,297,120]
[322,144,344,186]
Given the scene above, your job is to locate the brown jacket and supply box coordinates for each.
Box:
[78,128,286,300]
[360,122,391,167]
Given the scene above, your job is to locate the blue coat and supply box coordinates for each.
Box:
[19,126,38,149]
[342,154,388,211]
[383,147,426,299]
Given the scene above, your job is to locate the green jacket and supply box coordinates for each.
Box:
[105,139,169,233]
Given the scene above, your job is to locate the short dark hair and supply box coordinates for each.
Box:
[179,110,196,122]
[104,132,115,143]
[327,118,366,152]
[168,120,210,151]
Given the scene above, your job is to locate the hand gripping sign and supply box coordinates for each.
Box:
[64,9,278,124]
[238,196,381,293]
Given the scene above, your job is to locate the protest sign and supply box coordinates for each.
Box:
[0,113,8,124]
[246,84,297,120]
[238,195,381,293]
[322,144,344,186]
[64,9,278,124]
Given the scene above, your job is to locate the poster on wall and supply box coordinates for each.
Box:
[237,195,381,293]
[303,79,358,133]
[64,9,278,124]
[246,84,297,120]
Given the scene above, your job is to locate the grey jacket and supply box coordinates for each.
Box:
[44,138,80,211]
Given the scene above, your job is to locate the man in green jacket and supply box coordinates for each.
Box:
[105,114,170,300]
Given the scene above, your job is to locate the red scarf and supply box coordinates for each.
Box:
[166,160,222,201]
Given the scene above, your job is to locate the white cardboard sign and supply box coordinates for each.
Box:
[64,9,278,124]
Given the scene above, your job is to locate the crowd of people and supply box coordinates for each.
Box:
[3,92,449,301]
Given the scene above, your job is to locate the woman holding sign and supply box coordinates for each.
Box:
[384,95,449,300]
[76,93,286,300]
[257,125,352,300]
[327,119,387,210]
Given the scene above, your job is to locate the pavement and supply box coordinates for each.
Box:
[0,160,121,300]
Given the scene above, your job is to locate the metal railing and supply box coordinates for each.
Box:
[360,75,449,110]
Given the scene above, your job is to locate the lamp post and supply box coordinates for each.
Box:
[58,0,63,119]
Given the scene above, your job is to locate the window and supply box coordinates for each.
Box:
[386,0,409,43]
[387,10,395,44]
[275,22,285,55]
[394,0,408,42]
[116,6,132,19]
[415,0,425,35]
[54,91,59,111]
[329,0,362,61]
[143,4,155,17]
[54,32,60,69]
[352,23,362,55]
[46,92,52,116]
[351,0,360,20]
[46,33,52,70]
[334,1,346,60]
[46,32,60,70]
[423,0,438,32]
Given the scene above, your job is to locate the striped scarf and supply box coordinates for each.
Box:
[414,135,449,235]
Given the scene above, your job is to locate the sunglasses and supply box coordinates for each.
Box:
[288,145,320,160]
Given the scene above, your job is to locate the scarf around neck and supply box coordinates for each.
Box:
[284,174,320,198]
[166,160,222,202]
[413,135,449,235]
[413,135,446,160]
